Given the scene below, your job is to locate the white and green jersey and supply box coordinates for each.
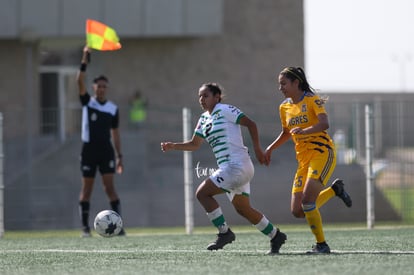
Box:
[194,103,250,167]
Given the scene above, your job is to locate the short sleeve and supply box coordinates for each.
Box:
[224,105,244,124]
[310,95,327,116]
[194,116,205,138]
[79,92,91,106]
[279,104,287,128]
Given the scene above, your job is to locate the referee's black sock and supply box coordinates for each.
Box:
[79,201,90,229]
[110,199,121,216]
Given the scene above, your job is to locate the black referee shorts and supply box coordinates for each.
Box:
[80,142,116,178]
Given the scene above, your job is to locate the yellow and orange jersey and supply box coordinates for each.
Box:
[279,92,334,154]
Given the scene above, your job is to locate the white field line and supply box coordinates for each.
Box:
[1,249,414,255]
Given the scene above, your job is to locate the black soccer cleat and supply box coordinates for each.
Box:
[207,228,236,250]
[331,178,352,207]
[267,229,287,255]
[307,242,331,254]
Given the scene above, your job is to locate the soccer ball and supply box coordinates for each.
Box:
[94,210,123,237]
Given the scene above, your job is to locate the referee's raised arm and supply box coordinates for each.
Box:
[77,46,90,96]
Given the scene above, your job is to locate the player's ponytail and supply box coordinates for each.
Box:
[280,67,328,103]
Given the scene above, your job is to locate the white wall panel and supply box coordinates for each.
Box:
[0,0,223,38]
[103,0,145,37]
[186,0,222,35]
[21,0,59,37]
[144,0,184,36]
[0,0,17,37]
[61,0,101,36]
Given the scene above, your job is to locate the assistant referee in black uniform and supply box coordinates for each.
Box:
[77,46,125,237]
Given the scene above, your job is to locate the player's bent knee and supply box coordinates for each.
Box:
[301,202,316,214]
[195,189,208,202]
[291,204,308,218]
[292,209,305,218]
[234,206,247,217]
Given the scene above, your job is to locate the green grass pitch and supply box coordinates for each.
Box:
[0,224,413,275]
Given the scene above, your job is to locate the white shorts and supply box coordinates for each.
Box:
[209,159,254,201]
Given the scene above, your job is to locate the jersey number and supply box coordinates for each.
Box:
[294,176,303,188]
[204,123,212,137]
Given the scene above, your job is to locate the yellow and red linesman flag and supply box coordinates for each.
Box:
[86,19,121,51]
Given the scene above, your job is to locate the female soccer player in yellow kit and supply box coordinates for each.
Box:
[265,67,352,253]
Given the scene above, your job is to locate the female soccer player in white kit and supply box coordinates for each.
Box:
[161,83,286,254]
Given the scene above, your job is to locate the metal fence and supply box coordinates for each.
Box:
[325,96,414,223]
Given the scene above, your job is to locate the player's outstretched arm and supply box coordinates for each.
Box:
[239,115,266,165]
[264,128,291,163]
[161,135,203,152]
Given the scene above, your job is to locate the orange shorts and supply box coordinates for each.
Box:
[291,146,336,194]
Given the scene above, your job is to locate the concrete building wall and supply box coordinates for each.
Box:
[1,0,301,138]
[0,42,41,139]
[0,0,327,230]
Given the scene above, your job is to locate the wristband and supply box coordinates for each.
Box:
[117,154,123,158]
[80,63,87,72]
